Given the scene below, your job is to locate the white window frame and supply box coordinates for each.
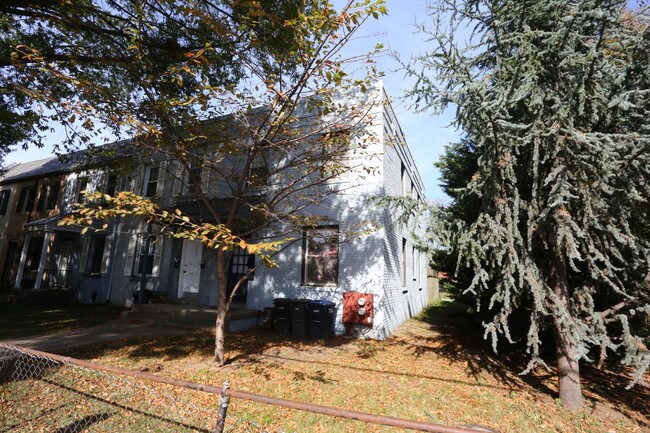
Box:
[125,233,162,277]
[75,177,90,204]
[81,235,110,276]
[143,166,160,197]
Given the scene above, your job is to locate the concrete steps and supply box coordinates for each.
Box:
[122,303,261,332]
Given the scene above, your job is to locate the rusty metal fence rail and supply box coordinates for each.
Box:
[0,344,490,433]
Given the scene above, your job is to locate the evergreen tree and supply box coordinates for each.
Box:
[409,0,650,408]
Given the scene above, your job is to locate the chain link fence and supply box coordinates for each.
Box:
[0,344,283,433]
[0,344,489,433]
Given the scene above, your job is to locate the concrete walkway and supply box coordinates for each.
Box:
[1,319,189,353]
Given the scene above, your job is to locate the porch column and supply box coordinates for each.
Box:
[14,232,32,289]
[34,232,52,290]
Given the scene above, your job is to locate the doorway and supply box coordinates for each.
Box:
[53,240,75,287]
[227,246,254,305]
[178,239,203,298]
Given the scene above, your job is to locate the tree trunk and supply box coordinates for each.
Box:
[549,246,583,409]
[214,250,228,366]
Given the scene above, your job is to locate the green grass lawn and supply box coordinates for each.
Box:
[0,302,125,340]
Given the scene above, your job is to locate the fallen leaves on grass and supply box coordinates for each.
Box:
[28,302,650,433]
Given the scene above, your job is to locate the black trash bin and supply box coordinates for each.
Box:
[289,299,309,338]
[307,300,336,339]
[273,298,292,335]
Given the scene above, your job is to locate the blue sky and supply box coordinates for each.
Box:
[7,1,454,201]
[338,0,457,202]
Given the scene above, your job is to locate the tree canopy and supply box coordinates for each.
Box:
[1,0,369,160]
[17,0,389,365]
[409,0,650,408]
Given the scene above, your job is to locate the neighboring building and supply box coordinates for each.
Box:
[0,157,76,290]
[0,84,428,339]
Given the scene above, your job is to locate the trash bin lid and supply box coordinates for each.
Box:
[273,298,293,305]
[308,299,336,307]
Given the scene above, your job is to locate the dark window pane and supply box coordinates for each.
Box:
[105,174,118,196]
[134,234,156,276]
[0,190,10,215]
[76,178,89,203]
[188,166,202,194]
[37,184,48,211]
[145,167,159,196]
[17,186,35,213]
[86,237,106,274]
[46,182,60,210]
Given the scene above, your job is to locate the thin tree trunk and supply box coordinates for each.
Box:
[549,245,583,409]
[214,250,228,367]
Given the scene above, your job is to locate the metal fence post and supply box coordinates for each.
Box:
[214,380,230,433]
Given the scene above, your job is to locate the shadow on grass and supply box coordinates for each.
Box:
[56,299,647,425]
[403,300,551,393]
[60,327,321,366]
[0,301,125,340]
[412,299,648,423]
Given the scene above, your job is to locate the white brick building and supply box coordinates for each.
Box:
[1,83,428,339]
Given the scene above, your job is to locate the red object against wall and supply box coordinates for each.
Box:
[342,292,374,326]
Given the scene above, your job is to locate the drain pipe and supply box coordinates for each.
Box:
[104,216,121,304]
[138,222,153,304]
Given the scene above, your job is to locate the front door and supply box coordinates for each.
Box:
[52,240,75,287]
[1,241,18,287]
[227,246,254,304]
[178,240,203,298]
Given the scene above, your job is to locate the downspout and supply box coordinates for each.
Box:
[138,222,153,304]
[104,216,121,303]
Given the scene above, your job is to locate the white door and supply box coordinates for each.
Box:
[178,240,203,297]
[54,241,75,287]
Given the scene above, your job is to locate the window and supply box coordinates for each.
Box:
[83,236,107,275]
[47,182,60,209]
[412,245,417,282]
[104,174,119,197]
[0,190,10,215]
[187,164,203,195]
[16,186,36,213]
[229,246,255,280]
[144,166,159,197]
[75,177,89,203]
[319,130,349,181]
[247,150,269,187]
[303,226,339,286]
[401,163,408,196]
[129,234,161,277]
[37,182,60,211]
[402,238,407,286]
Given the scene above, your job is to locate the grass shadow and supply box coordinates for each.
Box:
[402,300,536,391]
[0,301,125,340]
[413,299,648,425]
